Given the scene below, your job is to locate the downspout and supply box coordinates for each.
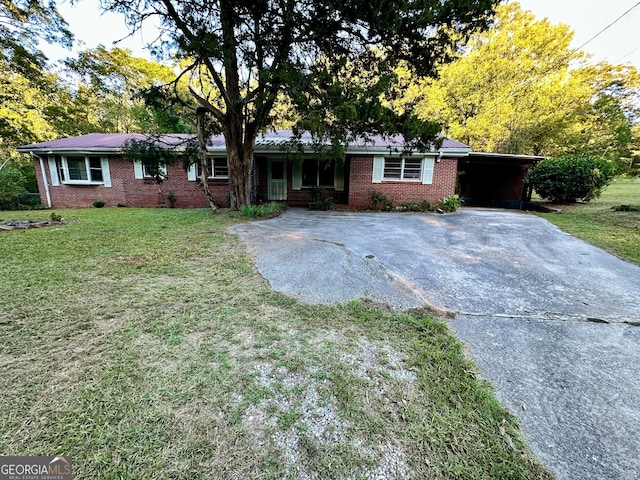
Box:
[31,152,51,208]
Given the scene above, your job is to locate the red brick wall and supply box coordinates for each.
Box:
[347,156,458,208]
[33,154,458,209]
[34,156,228,208]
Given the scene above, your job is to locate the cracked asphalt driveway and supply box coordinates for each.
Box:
[230,208,640,480]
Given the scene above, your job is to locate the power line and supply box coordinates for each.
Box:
[443,2,640,143]
[616,44,640,63]
[573,1,640,52]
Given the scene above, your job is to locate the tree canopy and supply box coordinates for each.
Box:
[406,2,640,164]
[0,44,194,206]
[0,0,73,78]
[104,0,500,209]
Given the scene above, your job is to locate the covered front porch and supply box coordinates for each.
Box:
[253,155,348,207]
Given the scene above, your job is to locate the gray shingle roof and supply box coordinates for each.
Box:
[18,130,470,153]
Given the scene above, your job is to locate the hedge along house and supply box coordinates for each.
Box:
[18,130,474,209]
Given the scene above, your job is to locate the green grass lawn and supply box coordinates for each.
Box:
[534,179,640,265]
[0,208,551,479]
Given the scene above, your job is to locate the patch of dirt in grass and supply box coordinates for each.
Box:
[238,327,417,479]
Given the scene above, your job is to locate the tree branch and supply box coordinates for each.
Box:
[188,85,225,123]
[159,0,232,108]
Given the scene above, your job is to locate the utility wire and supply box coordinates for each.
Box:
[478,3,640,108]
[616,44,640,63]
[437,2,640,148]
[573,1,640,52]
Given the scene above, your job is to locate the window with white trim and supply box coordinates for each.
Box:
[209,157,229,179]
[383,157,423,181]
[58,156,105,184]
[143,163,167,180]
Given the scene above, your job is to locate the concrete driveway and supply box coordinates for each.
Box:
[230,208,640,480]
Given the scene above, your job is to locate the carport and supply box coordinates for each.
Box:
[457,152,545,208]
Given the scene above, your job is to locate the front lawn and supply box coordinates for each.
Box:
[0,208,551,479]
[534,179,640,265]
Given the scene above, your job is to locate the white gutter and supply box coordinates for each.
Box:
[31,153,51,208]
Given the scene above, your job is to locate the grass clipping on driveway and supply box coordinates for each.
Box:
[0,208,551,479]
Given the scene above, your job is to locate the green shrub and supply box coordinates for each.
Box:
[383,194,461,213]
[420,199,435,211]
[167,191,176,208]
[93,200,106,208]
[402,200,422,212]
[50,212,63,222]
[437,195,462,213]
[308,186,334,210]
[310,198,334,210]
[526,155,615,203]
[371,191,395,210]
[241,202,285,218]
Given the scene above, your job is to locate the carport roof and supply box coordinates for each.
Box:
[466,152,547,163]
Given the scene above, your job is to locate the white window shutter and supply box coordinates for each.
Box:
[292,158,302,190]
[372,156,384,183]
[335,161,344,191]
[422,157,435,185]
[133,160,144,179]
[101,157,111,187]
[48,156,59,186]
[159,164,167,179]
[187,163,197,181]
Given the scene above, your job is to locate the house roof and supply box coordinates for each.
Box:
[17,130,471,156]
[17,133,194,152]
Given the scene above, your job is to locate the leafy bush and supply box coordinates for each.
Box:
[167,191,176,208]
[0,162,27,209]
[310,198,334,210]
[402,200,422,212]
[398,196,461,213]
[242,202,285,218]
[93,200,106,208]
[308,186,334,210]
[437,195,462,212]
[374,192,462,213]
[371,191,395,210]
[526,155,615,203]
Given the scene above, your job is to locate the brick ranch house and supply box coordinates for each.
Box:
[17,130,542,209]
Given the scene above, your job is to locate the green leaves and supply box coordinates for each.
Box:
[525,155,615,203]
[0,0,73,79]
[409,3,640,159]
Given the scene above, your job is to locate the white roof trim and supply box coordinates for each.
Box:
[20,143,471,158]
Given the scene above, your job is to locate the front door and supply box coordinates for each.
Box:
[268,158,287,200]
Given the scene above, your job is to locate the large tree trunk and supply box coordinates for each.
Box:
[196,108,218,213]
[224,116,255,210]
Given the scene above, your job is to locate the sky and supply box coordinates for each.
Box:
[517,0,640,68]
[42,0,640,70]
